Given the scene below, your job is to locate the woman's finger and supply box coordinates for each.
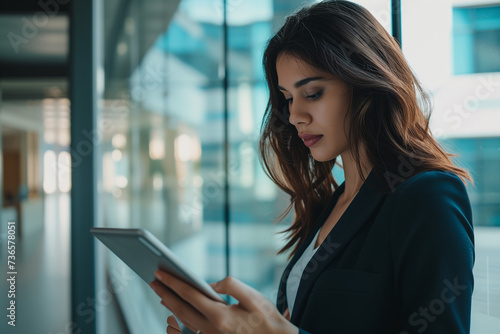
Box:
[154,271,227,320]
[162,302,184,332]
[212,276,267,311]
[150,280,218,333]
[167,315,181,331]
[166,326,181,334]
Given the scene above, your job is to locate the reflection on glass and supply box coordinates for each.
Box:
[43,150,56,194]
[99,0,225,332]
[112,133,127,149]
[111,149,122,162]
[57,151,71,193]
[453,5,500,74]
[149,128,165,161]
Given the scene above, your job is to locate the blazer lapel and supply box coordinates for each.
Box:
[276,182,345,313]
[287,170,388,324]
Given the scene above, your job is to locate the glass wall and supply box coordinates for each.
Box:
[401,0,500,331]
[453,5,500,74]
[99,0,225,332]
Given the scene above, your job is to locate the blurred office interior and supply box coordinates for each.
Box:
[0,0,499,333]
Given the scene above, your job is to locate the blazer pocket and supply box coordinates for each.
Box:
[312,268,384,295]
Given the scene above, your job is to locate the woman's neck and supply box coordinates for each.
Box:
[340,148,372,202]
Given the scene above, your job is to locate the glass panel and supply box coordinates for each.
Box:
[402,0,500,331]
[99,0,224,332]
[453,5,500,74]
[43,150,57,194]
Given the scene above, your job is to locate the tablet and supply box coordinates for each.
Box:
[91,227,228,305]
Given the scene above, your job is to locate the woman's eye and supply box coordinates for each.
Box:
[285,97,293,104]
[306,90,323,100]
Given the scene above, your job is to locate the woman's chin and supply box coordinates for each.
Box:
[310,152,336,162]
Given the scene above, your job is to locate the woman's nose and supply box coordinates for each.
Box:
[288,102,311,126]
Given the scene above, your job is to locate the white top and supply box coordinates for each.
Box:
[286,228,322,317]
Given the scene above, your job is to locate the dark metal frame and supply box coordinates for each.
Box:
[223,0,231,285]
[392,0,402,48]
[69,0,99,332]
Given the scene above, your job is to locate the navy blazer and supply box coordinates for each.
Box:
[276,170,474,334]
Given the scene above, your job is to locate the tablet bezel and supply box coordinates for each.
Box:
[91,227,228,305]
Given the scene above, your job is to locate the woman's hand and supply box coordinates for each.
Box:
[150,270,298,334]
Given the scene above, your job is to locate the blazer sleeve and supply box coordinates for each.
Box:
[390,171,475,333]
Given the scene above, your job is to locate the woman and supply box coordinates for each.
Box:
[149,1,475,333]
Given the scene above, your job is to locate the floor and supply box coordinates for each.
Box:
[0,194,70,334]
[0,194,126,334]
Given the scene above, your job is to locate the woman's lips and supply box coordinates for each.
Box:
[299,134,323,147]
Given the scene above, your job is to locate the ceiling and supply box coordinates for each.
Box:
[0,2,70,79]
[0,0,177,100]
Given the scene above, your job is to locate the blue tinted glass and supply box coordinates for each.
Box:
[442,137,500,227]
[453,6,500,74]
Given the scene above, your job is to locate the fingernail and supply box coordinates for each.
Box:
[154,271,162,280]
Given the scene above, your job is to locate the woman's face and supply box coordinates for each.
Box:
[276,53,351,162]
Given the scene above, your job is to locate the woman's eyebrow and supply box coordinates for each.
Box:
[278,76,325,91]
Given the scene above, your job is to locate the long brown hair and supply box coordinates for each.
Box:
[259,0,471,258]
